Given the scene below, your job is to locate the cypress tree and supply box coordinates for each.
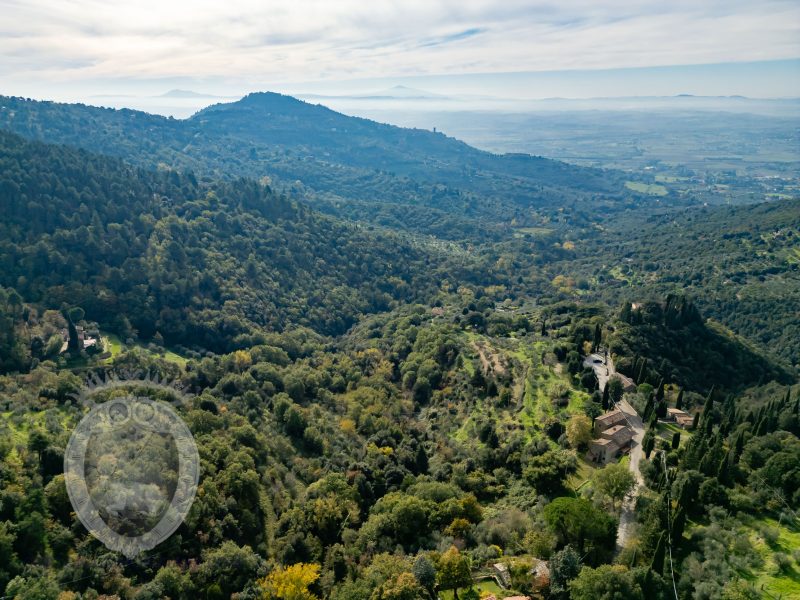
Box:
[682,428,707,471]
[649,412,658,430]
[651,531,666,575]
[733,430,745,462]
[701,388,715,428]
[63,307,84,353]
[691,412,700,430]
[671,507,687,544]
[677,474,696,508]
[414,444,429,474]
[721,396,736,432]
[620,302,632,323]
[675,388,684,410]
[637,358,648,386]
[656,379,665,401]
[671,431,680,450]
[642,569,656,598]
[644,394,655,421]
[656,400,667,419]
[704,389,715,412]
[701,435,724,477]
[716,453,731,486]
[643,433,656,459]
[602,383,610,410]
[703,415,713,436]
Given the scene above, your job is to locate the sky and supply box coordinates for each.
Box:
[2,0,799,101]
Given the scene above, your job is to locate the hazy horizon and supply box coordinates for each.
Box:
[4,59,799,123]
[4,0,799,103]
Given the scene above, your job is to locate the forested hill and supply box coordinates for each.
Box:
[191,92,616,188]
[0,94,640,239]
[560,198,800,368]
[0,130,493,358]
[609,296,794,393]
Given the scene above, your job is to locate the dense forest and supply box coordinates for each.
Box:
[0,94,667,240]
[563,200,800,369]
[0,93,797,600]
[0,130,505,359]
[609,296,793,393]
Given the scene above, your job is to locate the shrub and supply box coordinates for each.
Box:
[773,552,792,574]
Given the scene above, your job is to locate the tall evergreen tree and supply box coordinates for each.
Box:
[733,430,746,462]
[716,450,734,487]
[702,386,715,422]
[643,433,656,459]
[650,531,666,575]
[671,507,686,545]
[637,358,648,386]
[643,394,655,421]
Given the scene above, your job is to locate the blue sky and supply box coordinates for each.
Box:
[1,0,799,100]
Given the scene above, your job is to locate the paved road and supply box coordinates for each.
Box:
[583,352,645,552]
[583,351,612,392]
[615,398,644,551]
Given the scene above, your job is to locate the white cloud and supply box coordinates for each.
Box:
[1,0,798,93]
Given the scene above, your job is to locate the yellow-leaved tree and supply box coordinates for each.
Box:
[259,563,320,600]
[566,414,593,450]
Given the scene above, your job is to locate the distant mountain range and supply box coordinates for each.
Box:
[0,91,648,239]
[158,89,223,99]
[298,85,449,101]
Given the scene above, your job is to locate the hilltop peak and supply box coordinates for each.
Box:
[239,91,309,106]
[190,91,328,120]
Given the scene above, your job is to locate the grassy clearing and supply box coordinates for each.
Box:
[160,349,188,367]
[0,409,69,470]
[99,331,188,367]
[655,175,687,183]
[787,247,800,266]
[656,422,692,448]
[104,333,124,357]
[567,456,596,493]
[625,181,668,196]
[454,329,589,450]
[61,332,189,371]
[1,411,31,447]
[608,265,632,283]
[744,516,800,597]
[513,226,555,238]
[462,356,476,377]
[439,579,507,600]
[566,389,588,415]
